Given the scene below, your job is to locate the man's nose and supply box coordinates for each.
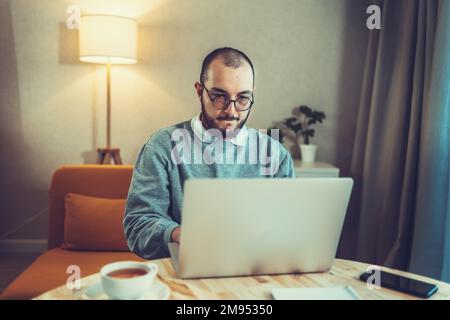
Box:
[224,100,237,114]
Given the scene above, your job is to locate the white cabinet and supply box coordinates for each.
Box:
[293,160,340,178]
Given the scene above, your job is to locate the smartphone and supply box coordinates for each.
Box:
[359,269,439,298]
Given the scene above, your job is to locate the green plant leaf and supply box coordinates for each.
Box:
[313,111,326,122]
[299,105,313,117]
[283,117,297,127]
[303,128,315,137]
[292,123,303,133]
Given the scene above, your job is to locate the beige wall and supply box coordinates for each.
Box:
[0,0,368,243]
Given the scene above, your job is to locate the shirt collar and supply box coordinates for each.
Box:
[190,113,248,146]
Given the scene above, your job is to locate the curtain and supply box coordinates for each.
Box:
[408,0,450,282]
[338,0,450,282]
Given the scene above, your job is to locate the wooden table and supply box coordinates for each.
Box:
[34,258,450,300]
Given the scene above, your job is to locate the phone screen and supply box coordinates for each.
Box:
[359,269,439,298]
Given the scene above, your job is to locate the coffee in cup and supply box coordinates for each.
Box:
[100,261,158,300]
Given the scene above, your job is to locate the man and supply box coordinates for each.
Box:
[124,47,295,259]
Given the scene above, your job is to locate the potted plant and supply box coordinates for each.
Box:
[282,105,326,162]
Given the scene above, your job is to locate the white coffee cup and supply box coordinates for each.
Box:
[100,261,158,300]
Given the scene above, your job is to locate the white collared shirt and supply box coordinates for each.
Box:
[190,113,248,146]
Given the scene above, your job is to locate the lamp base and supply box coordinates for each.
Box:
[97,148,123,165]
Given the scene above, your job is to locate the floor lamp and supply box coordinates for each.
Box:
[79,15,138,164]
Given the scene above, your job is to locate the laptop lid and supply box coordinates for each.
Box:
[176,178,353,279]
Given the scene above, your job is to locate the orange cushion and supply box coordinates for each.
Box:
[0,248,145,300]
[48,165,133,249]
[63,193,129,251]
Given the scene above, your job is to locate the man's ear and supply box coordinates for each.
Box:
[194,82,203,100]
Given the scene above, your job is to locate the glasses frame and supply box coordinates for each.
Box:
[200,83,254,112]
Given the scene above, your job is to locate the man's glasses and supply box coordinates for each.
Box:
[201,83,254,112]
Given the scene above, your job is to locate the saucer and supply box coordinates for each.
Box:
[83,279,171,300]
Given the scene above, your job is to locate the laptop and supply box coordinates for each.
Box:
[168,177,353,279]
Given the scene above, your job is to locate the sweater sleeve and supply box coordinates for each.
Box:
[123,141,180,259]
[275,149,296,178]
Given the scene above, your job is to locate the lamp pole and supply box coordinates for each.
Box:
[106,62,111,149]
[96,63,122,165]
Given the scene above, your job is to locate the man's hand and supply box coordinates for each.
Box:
[171,227,181,243]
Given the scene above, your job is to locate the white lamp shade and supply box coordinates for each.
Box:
[79,15,137,64]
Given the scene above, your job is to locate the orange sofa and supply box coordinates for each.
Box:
[0,165,146,300]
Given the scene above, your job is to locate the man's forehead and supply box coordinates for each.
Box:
[205,59,253,91]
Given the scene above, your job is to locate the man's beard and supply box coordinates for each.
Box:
[200,98,251,139]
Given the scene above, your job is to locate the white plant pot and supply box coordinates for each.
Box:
[300,144,317,163]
